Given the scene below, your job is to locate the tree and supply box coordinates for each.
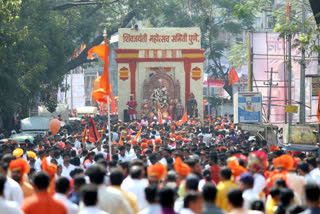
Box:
[0,0,136,129]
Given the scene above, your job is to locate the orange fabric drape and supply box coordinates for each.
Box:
[88,44,105,61]
[175,112,187,127]
[82,125,87,147]
[119,132,123,146]
[110,87,117,114]
[89,37,111,102]
[181,111,188,124]
[158,104,163,124]
[134,128,142,142]
[228,67,239,86]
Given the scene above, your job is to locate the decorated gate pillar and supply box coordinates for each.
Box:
[115,28,205,121]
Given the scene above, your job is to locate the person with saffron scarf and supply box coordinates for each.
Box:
[41,157,57,196]
[9,158,34,198]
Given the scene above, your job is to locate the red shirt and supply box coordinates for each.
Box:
[210,164,221,184]
[21,191,67,214]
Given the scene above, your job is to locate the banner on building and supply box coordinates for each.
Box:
[234,92,262,124]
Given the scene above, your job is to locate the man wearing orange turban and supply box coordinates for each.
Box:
[147,163,167,184]
[10,158,35,198]
[174,157,191,182]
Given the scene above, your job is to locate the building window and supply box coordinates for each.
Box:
[203,88,207,96]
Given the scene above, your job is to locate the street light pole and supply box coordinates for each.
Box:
[288,5,292,135]
[299,0,306,124]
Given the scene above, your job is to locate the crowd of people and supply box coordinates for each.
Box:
[0,115,320,214]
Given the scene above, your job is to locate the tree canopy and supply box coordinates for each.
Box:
[2,0,318,128]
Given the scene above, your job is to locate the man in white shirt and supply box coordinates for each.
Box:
[121,165,148,210]
[297,162,317,184]
[306,157,320,184]
[34,150,46,172]
[125,144,136,161]
[118,146,129,162]
[0,161,23,205]
[54,177,78,214]
[74,136,82,150]
[93,143,107,159]
[240,172,260,210]
[85,165,133,214]
[0,175,23,214]
[79,184,109,214]
[61,153,76,180]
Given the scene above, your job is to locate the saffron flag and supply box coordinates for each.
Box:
[317,89,320,123]
[82,125,87,147]
[134,128,142,142]
[110,87,117,114]
[158,104,163,124]
[181,111,188,124]
[176,111,188,126]
[119,131,123,146]
[89,37,111,102]
[228,67,239,86]
[88,116,100,143]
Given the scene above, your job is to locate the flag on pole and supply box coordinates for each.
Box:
[110,87,117,114]
[82,125,87,147]
[317,89,320,123]
[158,104,163,124]
[89,36,111,103]
[181,111,187,124]
[88,116,100,143]
[176,111,188,126]
[134,128,142,142]
[228,67,239,86]
[119,131,123,146]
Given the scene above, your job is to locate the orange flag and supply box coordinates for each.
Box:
[176,111,188,127]
[317,89,320,123]
[158,104,163,124]
[82,125,87,148]
[88,45,105,60]
[181,111,188,124]
[119,132,123,146]
[89,37,111,102]
[228,67,239,86]
[110,87,117,114]
[134,128,142,142]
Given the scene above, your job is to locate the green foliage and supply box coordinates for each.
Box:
[0,0,259,128]
[45,97,58,113]
[228,41,248,68]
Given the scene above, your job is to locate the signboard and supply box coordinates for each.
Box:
[237,124,264,132]
[312,78,320,96]
[250,31,318,124]
[234,92,262,124]
[285,105,298,113]
[118,28,201,49]
[283,124,317,145]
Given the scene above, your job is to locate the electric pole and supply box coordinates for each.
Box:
[288,5,292,135]
[299,0,306,124]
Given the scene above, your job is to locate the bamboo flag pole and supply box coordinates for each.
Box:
[107,95,112,160]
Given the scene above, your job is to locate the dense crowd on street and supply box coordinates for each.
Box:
[0,115,319,214]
